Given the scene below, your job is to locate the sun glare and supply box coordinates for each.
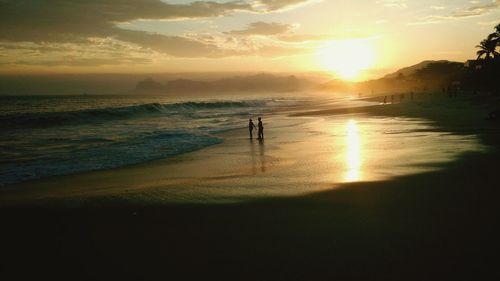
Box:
[317,39,375,80]
[345,119,362,182]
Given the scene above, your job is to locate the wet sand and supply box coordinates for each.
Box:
[2,94,500,280]
[0,96,491,205]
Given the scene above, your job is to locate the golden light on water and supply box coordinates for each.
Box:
[316,39,375,80]
[345,119,362,182]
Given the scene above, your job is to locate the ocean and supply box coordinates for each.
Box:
[0,94,307,186]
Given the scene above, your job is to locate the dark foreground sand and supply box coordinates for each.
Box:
[1,94,500,280]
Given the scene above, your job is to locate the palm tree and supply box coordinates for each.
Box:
[476,38,499,60]
[487,23,500,47]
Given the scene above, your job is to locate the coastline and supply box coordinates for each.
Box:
[0,94,497,206]
[2,94,500,279]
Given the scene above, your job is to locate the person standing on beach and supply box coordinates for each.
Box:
[248,119,257,139]
[257,117,264,140]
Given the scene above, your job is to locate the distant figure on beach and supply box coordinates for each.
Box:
[257,117,264,140]
[391,95,394,104]
[248,119,257,139]
[383,96,387,104]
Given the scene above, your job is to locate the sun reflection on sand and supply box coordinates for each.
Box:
[345,120,362,182]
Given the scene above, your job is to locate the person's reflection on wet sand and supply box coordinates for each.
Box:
[249,138,266,174]
[250,139,257,175]
[258,138,266,173]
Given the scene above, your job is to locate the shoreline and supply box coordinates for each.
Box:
[0,94,497,206]
[2,94,500,279]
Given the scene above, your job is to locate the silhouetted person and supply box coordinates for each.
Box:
[391,95,394,104]
[383,96,387,104]
[257,117,264,140]
[248,119,257,139]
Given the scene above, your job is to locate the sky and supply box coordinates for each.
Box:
[0,0,499,80]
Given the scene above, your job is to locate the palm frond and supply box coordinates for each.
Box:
[487,33,498,41]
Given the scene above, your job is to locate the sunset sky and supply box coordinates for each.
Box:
[1,0,499,80]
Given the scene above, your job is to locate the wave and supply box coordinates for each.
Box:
[0,130,222,186]
[0,100,266,129]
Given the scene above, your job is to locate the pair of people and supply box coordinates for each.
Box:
[248,117,264,140]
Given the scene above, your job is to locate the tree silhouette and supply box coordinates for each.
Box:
[487,23,500,47]
[476,38,499,60]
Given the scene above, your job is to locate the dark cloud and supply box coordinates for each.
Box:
[113,29,243,58]
[224,22,294,36]
[2,57,151,67]
[0,40,153,67]
[0,0,316,61]
[0,0,255,57]
[0,0,253,33]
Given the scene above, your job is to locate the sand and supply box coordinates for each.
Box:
[0,94,493,206]
[1,93,500,280]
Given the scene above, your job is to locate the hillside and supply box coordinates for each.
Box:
[135,73,314,94]
[319,60,466,95]
[383,60,451,79]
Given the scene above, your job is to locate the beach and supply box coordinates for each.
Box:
[2,1,499,279]
[1,94,500,279]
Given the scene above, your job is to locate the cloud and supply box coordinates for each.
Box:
[0,0,260,60]
[256,45,310,57]
[0,40,153,67]
[275,34,333,42]
[254,0,319,12]
[224,22,294,36]
[0,0,255,42]
[113,29,248,58]
[0,0,317,65]
[377,0,407,8]
[450,0,500,17]
[478,20,500,25]
[2,57,152,67]
[430,6,446,10]
[413,0,500,24]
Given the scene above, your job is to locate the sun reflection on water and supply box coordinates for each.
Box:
[345,120,362,182]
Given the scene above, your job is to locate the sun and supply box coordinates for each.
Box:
[317,39,375,80]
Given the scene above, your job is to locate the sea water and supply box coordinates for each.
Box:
[0,94,307,185]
